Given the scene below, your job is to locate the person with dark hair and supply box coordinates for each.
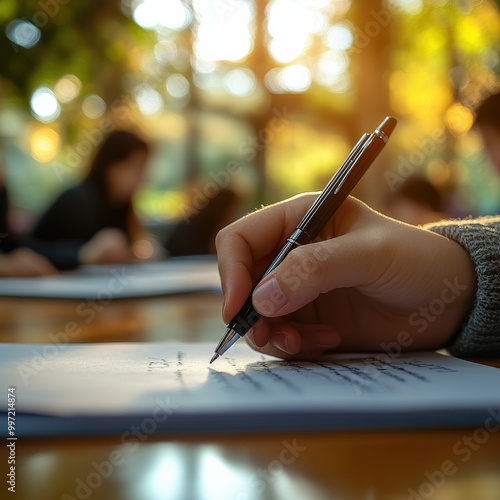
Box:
[474,91,500,172]
[31,130,151,270]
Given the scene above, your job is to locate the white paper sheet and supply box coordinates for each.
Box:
[0,258,221,299]
[1,342,499,436]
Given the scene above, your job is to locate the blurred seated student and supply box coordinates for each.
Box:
[474,91,500,174]
[31,130,154,270]
[0,170,56,277]
[165,187,240,256]
[384,176,446,225]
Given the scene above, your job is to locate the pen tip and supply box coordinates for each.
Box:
[210,353,219,364]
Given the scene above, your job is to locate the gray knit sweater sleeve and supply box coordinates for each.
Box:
[425,216,500,357]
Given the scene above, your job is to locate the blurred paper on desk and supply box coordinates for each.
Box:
[1,343,500,437]
[0,257,221,299]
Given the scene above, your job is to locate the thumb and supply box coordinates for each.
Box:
[251,233,381,317]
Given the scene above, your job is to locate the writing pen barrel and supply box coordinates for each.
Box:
[298,133,385,238]
[228,130,388,338]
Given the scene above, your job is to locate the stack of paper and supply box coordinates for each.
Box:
[1,342,499,437]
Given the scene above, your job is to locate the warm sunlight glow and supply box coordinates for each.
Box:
[133,0,191,31]
[193,0,253,62]
[265,65,312,93]
[446,103,474,136]
[325,23,353,51]
[316,50,349,88]
[30,127,60,163]
[267,0,326,63]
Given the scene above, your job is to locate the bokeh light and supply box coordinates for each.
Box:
[193,0,254,62]
[82,95,106,119]
[135,85,164,115]
[325,23,354,51]
[446,103,474,136]
[267,0,326,63]
[30,87,61,122]
[389,0,424,14]
[29,127,61,163]
[54,75,82,103]
[133,0,191,31]
[223,69,256,96]
[6,20,41,49]
[315,50,349,86]
[166,74,190,99]
[265,65,312,93]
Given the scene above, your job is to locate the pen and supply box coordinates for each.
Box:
[210,116,397,363]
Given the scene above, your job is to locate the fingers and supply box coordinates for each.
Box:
[251,227,391,317]
[216,194,318,323]
[245,319,341,360]
[216,194,382,323]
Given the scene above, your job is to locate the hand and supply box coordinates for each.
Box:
[216,195,476,360]
[0,248,57,277]
[78,229,134,265]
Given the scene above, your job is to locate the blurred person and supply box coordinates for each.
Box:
[165,187,241,256]
[384,176,446,225]
[0,168,56,277]
[31,130,153,270]
[474,91,500,173]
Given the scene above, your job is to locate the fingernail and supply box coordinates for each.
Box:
[271,333,289,353]
[252,277,287,316]
[313,330,340,348]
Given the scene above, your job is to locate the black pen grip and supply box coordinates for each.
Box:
[228,236,307,336]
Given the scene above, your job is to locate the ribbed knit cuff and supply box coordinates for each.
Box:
[426,217,500,357]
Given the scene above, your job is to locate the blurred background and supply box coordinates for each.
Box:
[0,0,499,235]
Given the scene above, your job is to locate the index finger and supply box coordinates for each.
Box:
[215,194,317,323]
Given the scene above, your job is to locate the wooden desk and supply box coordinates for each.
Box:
[1,295,500,500]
